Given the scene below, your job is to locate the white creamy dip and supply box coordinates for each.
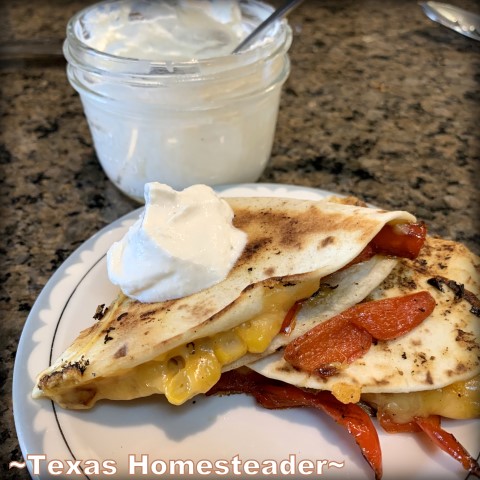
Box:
[107,183,247,303]
[65,0,292,201]
[82,0,246,60]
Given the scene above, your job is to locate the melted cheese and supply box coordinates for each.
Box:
[54,277,320,407]
[362,375,480,424]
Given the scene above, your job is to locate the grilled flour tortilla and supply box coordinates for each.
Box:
[250,236,480,420]
[33,197,415,409]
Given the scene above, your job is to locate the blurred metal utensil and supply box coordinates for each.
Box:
[0,39,63,61]
[419,1,480,41]
[232,0,305,53]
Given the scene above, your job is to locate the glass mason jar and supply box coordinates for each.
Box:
[63,0,292,202]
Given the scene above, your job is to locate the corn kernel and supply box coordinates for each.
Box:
[185,351,221,395]
[212,331,248,364]
[165,369,191,405]
[235,314,280,353]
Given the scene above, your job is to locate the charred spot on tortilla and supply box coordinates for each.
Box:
[184,301,217,319]
[308,283,339,300]
[237,238,272,264]
[455,330,479,352]
[409,337,422,347]
[114,345,127,358]
[74,356,90,374]
[316,365,339,377]
[427,275,480,317]
[416,258,428,269]
[93,304,108,320]
[38,357,91,391]
[103,327,115,344]
[115,299,177,331]
[427,277,445,292]
[448,363,470,376]
[372,378,391,387]
[415,352,428,365]
[276,363,295,374]
[319,235,335,249]
[264,267,275,277]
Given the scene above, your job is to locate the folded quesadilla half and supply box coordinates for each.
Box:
[250,235,480,417]
[217,235,480,477]
[33,196,423,409]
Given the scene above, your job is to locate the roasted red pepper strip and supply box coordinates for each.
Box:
[259,385,383,480]
[284,291,436,373]
[349,291,436,341]
[414,416,480,477]
[342,222,427,271]
[284,315,372,374]
[378,413,479,476]
[378,412,421,433]
[372,222,427,260]
[208,369,383,480]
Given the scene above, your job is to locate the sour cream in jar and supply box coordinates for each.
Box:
[64,0,292,202]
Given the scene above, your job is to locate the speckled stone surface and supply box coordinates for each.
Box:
[1,0,479,478]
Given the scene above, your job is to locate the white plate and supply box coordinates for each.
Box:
[13,183,479,480]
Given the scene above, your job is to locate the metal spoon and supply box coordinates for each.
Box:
[232,0,305,53]
[419,1,480,41]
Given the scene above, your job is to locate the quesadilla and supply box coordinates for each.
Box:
[222,235,479,477]
[33,196,423,409]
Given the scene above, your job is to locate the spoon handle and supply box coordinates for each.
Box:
[0,39,63,60]
[232,0,305,54]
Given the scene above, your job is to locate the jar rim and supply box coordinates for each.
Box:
[64,0,292,78]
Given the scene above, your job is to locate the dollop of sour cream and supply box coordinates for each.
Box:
[107,183,247,303]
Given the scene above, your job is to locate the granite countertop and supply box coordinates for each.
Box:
[1,0,479,478]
